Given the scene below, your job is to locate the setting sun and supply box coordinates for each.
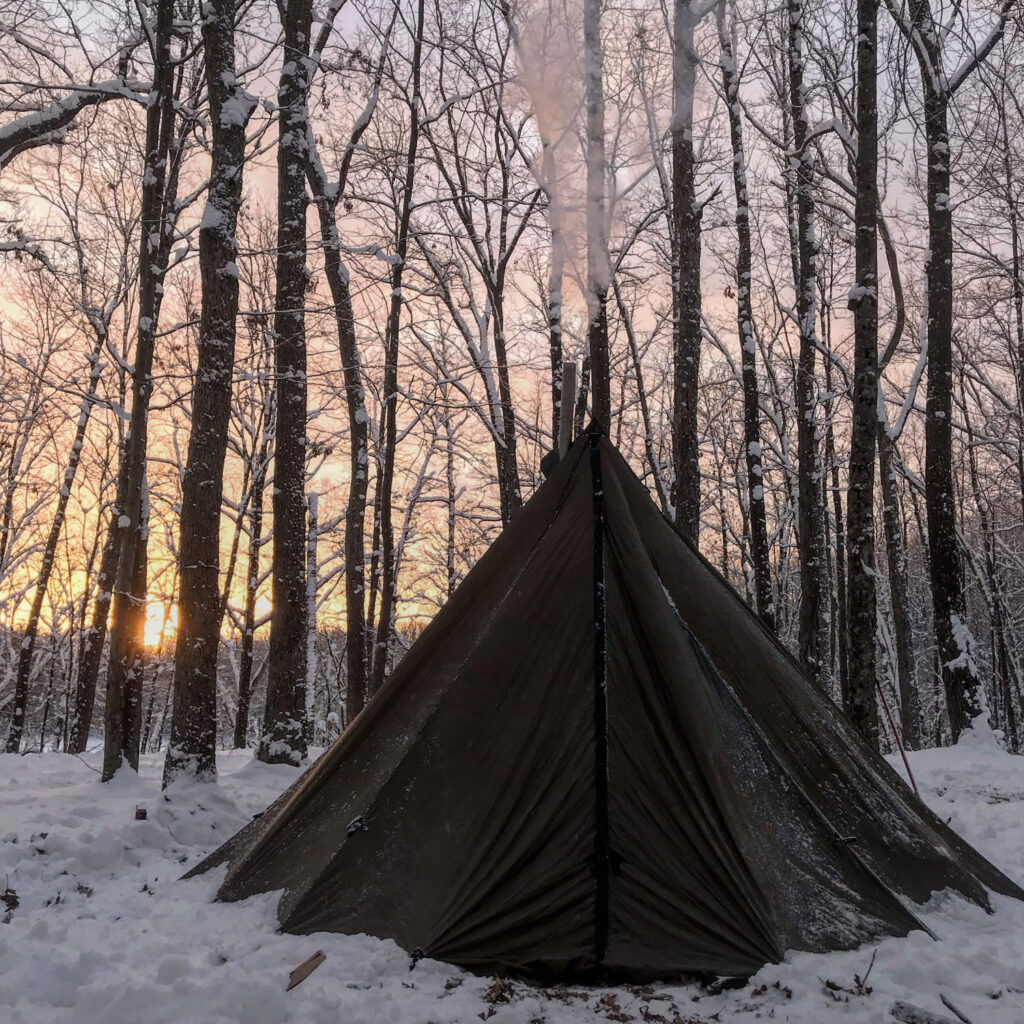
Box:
[144,600,178,650]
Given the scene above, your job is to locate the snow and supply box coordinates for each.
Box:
[848,283,877,303]
[1,746,1022,1023]
[200,205,226,233]
[219,91,256,129]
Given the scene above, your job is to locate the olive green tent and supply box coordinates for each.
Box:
[188,426,1021,980]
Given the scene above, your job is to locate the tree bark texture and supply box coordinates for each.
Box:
[260,0,314,764]
[845,0,881,747]
[165,0,252,785]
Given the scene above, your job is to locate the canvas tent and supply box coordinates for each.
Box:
[188,427,1022,980]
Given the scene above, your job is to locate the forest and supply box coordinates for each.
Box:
[0,0,1021,783]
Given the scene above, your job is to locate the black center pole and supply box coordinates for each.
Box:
[589,427,611,968]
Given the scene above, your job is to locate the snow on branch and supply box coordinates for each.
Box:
[0,78,149,171]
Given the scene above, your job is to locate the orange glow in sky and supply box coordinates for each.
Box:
[144,600,178,650]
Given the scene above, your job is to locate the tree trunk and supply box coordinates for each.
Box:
[671,0,702,540]
[369,0,425,696]
[789,0,829,692]
[445,402,457,598]
[583,0,610,429]
[102,0,178,781]
[845,0,880,747]
[302,11,390,721]
[921,92,979,739]
[164,0,251,786]
[303,492,318,747]
[962,393,1019,749]
[718,4,772,627]
[233,452,266,749]
[68,488,125,753]
[314,200,370,721]
[824,357,848,702]
[544,137,565,445]
[878,427,919,748]
[490,285,524,525]
[259,0,314,764]
[613,282,671,514]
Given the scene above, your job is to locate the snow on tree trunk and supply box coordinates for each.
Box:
[883,0,1011,740]
[845,0,881,748]
[259,0,315,765]
[717,2,773,631]
[164,0,254,786]
[922,93,981,740]
[788,0,830,694]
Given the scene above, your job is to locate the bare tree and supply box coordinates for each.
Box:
[883,0,1012,738]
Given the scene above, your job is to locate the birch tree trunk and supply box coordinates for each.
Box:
[718,3,773,628]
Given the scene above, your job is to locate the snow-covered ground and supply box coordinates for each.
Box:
[1,742,1022,1024]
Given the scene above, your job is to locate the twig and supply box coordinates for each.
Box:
[890,1000,958,1024]
[939,994,974,1024]
[861,948,878,986]
[72,753,101,774]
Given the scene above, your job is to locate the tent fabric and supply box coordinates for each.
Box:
[188,427,1023,980]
